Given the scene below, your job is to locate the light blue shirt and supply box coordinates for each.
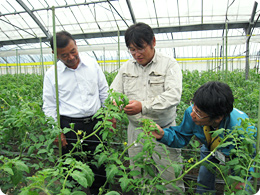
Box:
[43,55,108,121]
[159,106,255,155]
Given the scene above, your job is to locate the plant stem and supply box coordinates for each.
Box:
[18,131,28,159]
[207,159,232,194]
[165,146,220,185]
[62,165,75,190]
[0,97,10,107]
[119,142,135,160]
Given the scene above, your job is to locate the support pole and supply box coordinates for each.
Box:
[245,37,250,80]
[52,6,62,157]
[117,29,120,69]
[245,1,258,80]
[40,37,45,76]
[16,49,18,75]
[103,47,105,72]
[225,22,228,82]
[254,84,260,190]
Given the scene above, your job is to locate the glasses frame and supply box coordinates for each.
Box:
[190,102,209,119]
[128,44,148,55]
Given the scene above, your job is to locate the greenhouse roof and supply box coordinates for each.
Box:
[1,0,260,63]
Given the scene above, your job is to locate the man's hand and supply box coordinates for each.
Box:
[151,124,165,140]
[124,100,142,115]
[235,182,245,190]
[54,133,68,148]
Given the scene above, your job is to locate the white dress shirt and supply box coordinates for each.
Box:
[42,55,108,121]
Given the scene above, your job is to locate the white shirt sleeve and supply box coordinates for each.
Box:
[42,68,57,121]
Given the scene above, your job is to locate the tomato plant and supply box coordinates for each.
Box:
[0,70,259,194]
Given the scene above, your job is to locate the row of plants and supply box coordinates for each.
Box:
[0,69,259,194]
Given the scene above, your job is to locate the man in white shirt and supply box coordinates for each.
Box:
[110,22,184,194]
[42,31,108,194]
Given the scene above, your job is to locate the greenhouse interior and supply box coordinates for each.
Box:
[1,0,260,194]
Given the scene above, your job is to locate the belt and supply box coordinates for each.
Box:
[60,115,94,124]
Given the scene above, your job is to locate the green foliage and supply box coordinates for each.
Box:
[0,70,259,194]
[0,156,29,193]
[104,71,118,86]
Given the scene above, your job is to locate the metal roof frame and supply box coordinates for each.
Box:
[0,21,259,47]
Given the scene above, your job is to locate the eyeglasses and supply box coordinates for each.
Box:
[190,102,209,119]
[128,45,148,55]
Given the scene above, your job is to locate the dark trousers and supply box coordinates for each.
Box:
[60,115,107,194]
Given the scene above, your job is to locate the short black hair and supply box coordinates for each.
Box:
[125,22,154,49]
[192,81,234,119]
[49,31,75,50]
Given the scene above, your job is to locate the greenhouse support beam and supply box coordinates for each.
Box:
[2,21,260,47]
[126,0,136,24]
[16,0,51,39]
[3,0,117,17]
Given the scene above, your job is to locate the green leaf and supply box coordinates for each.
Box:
[154,151,162,159]
[35,143,42,149]
[71,170,89,188]
[155,184,167,191]
[106,164,118,181]
[3,166,14,175]
[71,191,87,195]
[64,158,74,165]
[3,118,16,126]
[30,135,38,142]
[15,161,29,173]
[59,189,71,195]
[105,191,120,195]
[250,172,260,178]
[129,170,140,177]
[39,135,45,142]
[20,190,39,195]
[143,140,151,151]
[19,190,30,195]
[228,175,245,183]
[102,130,109,140]
[75,164,94,186]
[226,158,239,166]
[27,146,35,156]
[31,163,40,170]
[145,165,155,177]
[132,152,144,161]
[11,167,22,185]
[98,153,107,168]
[37,149,48,154]
[63,127,72,134]
[218,141,233,148]
[119,176,131,192]
[171,163,182,177]
[136,132,145,142]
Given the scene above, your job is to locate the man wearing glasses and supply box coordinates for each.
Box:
[110,22,184,193]
[151,81,255,194]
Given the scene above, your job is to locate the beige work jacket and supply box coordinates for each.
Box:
[111,51,182,130]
